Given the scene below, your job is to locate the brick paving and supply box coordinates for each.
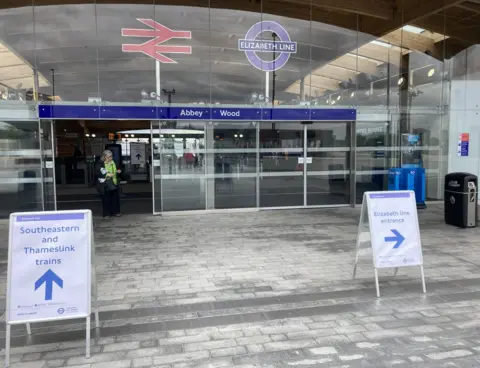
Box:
[1,204,480,367]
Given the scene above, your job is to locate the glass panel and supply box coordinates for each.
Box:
[96,4,156,103]
[34,4,99,104]
[259,122,303,207]
[355,121,389,204]
[0,6,36,105]
[306,122,350,205]
[205,122,257,209]
[40,120,56,211]
[210,6,264,106]
[393,113,442,200]
[0,120,42,217]
[157,121,206,211]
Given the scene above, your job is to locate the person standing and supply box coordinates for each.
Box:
[96,150,122,218]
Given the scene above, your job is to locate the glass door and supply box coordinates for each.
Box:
[259,122,304,208]
[206,122,257,209]
[39,120,57,211]
[152,120,206,213]
[305,122,352,206]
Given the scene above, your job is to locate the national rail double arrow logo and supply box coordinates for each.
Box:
[121,19,192,63]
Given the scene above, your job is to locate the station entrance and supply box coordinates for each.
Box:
[36,119,375,216]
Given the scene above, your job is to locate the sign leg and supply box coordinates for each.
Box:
[5,324,11,368]
[374,269,380,298]
[95,309,100,329]
[25,323,31,335]
[393,268,398,276]
[420,265,427,293]
[86,316,91,359]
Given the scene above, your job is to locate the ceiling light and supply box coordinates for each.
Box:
[91,134,96,138]
[85,133,90,137]
[125,134,129,137]
[234,134,238,138]
[428,68,435,77]
[160,134,164,138]
[337,95,341,101]
[331,100,336,105]
[350,92,355,98]
[398,77,405,85]
[130,134,135,138]
[171,134,175,138]
[402,25,425,34]
[239,134,244,138]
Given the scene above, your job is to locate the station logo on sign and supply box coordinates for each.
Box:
[238,21,297,71]
[121,19,192,63]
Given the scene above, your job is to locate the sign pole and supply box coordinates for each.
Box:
[86,315,91,359]
[374,269,380,298]
[155,60,161,98]
[352,193,367,279]
[265,71,269,102]
[91,217,100,329]
[421,265,426,293]
[5,325,11,367]
[26,323,31,335]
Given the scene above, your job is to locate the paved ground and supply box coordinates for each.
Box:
[2,204,480,367]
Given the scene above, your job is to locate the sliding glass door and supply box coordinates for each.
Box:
[153,120,354,213]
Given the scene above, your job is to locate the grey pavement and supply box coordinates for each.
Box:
[2,204,480,367]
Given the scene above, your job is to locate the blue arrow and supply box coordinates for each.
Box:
[34,269,63,301]
[384,229,405,249]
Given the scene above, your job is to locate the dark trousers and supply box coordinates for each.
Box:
[101,189,120,217]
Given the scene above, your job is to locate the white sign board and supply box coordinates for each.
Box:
[7,211,92,323]
[130,142,146,164]
[353,191,426,297]
[5,210,94,366]
[368,191,423,268]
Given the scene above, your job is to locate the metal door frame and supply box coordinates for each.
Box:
[39,119,57,211]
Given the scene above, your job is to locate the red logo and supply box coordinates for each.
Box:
[121,19,192,63]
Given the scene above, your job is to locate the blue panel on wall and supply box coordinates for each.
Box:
[157,108,168,120]
[38,104,357,122]
[311,108,356,120]
[267,108,311,121]
[99,106,157,119]
[211,107,261,120]
[169,107,210,120]
[38,105,100,119]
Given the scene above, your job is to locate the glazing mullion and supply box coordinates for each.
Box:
[350,120,356,207]
[150,120,155,215]
[303,124,307,207]
[256,122,260,209]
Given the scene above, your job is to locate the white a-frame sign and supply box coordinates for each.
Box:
[352,191,427,297]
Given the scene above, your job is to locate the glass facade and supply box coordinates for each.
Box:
[0,2,477,215]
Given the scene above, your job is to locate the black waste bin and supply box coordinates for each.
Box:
[444,172,478,228]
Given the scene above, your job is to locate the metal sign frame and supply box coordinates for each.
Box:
[352,191,427,297]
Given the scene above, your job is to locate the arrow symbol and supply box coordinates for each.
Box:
[136,153,142,160]
[34,269,63,301]
[384,229,405,249]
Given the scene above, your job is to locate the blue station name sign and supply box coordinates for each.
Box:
[39,105,356,121]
